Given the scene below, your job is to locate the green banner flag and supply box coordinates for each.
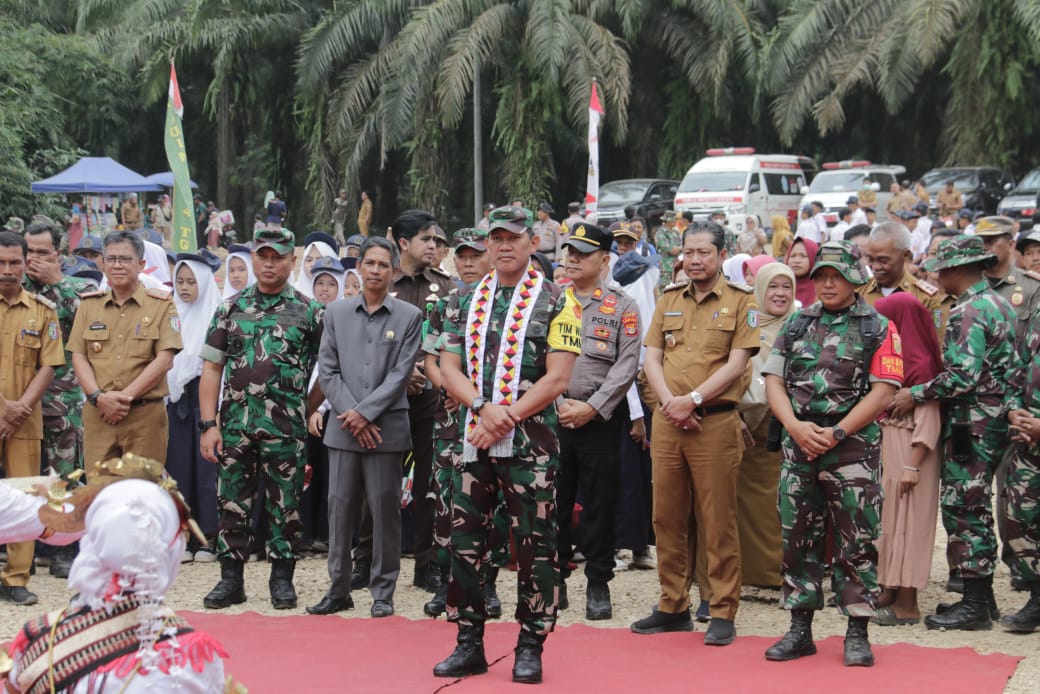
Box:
[164,62,197,252]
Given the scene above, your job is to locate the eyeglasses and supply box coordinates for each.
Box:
[103,256,136,266]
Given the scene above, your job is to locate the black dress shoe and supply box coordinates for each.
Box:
[371,600,395,617]
[630,609,693,634]
[351,560,371,590]
[704,618,736,646]
[306,595,354,615]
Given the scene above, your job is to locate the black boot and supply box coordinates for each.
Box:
[433,623,488,678]
[925,576,993,631]
[425,562,445,593]
[558,581,569,610]
[423,564,449,617]
[203,559,246,609]
[945,571,963,594]
[269,559,297,610]
[351,559,371,590]
[844,617,874,667]
[483,565,502,619]
[1000,584,1040,633]
[586,581,612,620]
[936,592,1001,620]
[765,609,816,661]
[414,563,430,591]
[512,630,546,684]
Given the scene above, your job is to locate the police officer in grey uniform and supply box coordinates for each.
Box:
[555,223,642,621]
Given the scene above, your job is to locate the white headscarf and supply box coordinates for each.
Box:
[310,266,345,306]
[168,260,221,403]
[722,253,751,284]
[67,479,185,611]
[141,239,171,285]
[221,249,255,300]
[292,241,337,298]
[344,268,362,297]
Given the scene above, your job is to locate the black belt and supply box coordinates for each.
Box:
[694,403,737,418]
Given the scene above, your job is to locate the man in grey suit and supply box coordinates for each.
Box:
[307,237,422,618]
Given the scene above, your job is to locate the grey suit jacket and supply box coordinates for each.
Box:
[318,293,422,453]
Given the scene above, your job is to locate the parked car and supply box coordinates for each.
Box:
[799,161,906,225]
[919,167,1014,215]
[589,178,679,226]
[997,167,1040,231]
[674,148,817,233]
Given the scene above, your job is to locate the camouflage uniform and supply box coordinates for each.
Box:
[762,295,902,617]
[653,224,681,289]
[910,279,1017,578]
[1005,312,1040,584]
[201,284,324,560]
[441,277,581,634]
[24,273,90,481]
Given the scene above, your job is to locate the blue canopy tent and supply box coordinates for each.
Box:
[145,172,199,189]
[31,157,162,193]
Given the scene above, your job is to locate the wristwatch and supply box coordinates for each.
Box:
[471,397,486,414]
[87,390,103,406]
[198,420,218,433]
[832,426,847,442]
[688,391,704,406]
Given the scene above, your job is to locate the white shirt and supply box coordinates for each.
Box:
[831,221,850,241]
[850,208,868,226]
[796,219,822,243]
[910,225,931,260]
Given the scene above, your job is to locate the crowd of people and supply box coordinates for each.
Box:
[0,187,1038,687]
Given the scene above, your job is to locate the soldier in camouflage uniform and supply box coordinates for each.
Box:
[1002,309,1040,632]
[199,228,324,611]
[889,235,1019,630]
[433,207,581,685]
[762,241,904,667]
[23,220,90,578]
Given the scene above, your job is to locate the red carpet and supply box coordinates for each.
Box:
[181,611,1020,693]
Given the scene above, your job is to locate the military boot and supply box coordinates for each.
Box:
[512,630,547,684]
[936,592,1000,620]
[204,559,246,609]
[424,562,445,593]
[269,559,297,610]
[423,563,449,617]
[926,576,993,631]
[765,609,816,661]
[1000,584,1040,633]
[433,623,488,678]
[844,617,874,667]
[483,565,502,619]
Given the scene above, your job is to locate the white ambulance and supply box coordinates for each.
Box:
[673,148,817,234]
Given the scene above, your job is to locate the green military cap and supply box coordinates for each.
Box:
[923,234,997,272]
[809,240,869,286]
[3,217,24,233]
[488,206,533,234]
[253,227,295,255]
[453,227,487,252]
[662,210,677,222]
[972,215,1015,237]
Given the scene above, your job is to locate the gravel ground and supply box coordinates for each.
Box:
[3,526,1035,691]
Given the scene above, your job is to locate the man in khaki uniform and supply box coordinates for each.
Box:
[937,182,965,218]
[884,182,909,218]
[120,194,143,231]
[858,179,878,209]
[859,222,945,341]
[68,232,181,467]
[631,221,759,647]
[0,232,65,605]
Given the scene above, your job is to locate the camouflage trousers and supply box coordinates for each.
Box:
[216,430,305,561]
[41,412,83,482]
[779,433,882,617]
[1001,445,1040,583]
[940,422,1005,578]
[446,451,559,635]
[431,437,510,569]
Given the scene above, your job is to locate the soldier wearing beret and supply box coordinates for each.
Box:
[763,241,903,667]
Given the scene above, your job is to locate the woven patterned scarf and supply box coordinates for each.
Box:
[462,264,543,462]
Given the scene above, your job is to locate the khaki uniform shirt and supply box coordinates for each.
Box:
[858,190,878,207]
[67,284,182,399]
[987,269,1040,337]
[936,189,964,216]
[564,283,642,420]
[0,290,65,439]
[645,276,760,405]
[858,270,945,341]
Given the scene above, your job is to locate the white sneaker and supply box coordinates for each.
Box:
[181,549,195,564]
[630,549,656,570]
[614,555,629,572]
[194,546,218,563]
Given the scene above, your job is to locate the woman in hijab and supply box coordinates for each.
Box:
[736,261,797,588]
[743,254,776,284]
[343,268,361,298]
[292,235,339,298]
[771,215,794,259]
[873,293,943,626]
[722,253,751,284]
[166,253,223,562]
[222,243,256,300]
[785,237,819,307]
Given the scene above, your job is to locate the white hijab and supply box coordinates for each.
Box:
[168,260,221,403]
[311,267,345,305]
[292,241,337,298]
[141,239,171,285]
[221,249,255,300]
[722,253,751,284]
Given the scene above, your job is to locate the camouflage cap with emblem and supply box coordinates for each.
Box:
[562,222,612,254]
[3,217,24,234]
[662,210,677,222]
[972,215,1015,238]
[923,234,997,272]
[809,240,870,285]
[610,221,640,241]
[453,228,487,253]
[488,205,533,235]
[253,227,295,255]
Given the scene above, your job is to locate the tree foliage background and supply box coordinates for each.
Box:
[3,0,1039,232]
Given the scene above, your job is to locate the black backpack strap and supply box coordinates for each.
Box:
[782,312,816,388]
[856,312,884,397]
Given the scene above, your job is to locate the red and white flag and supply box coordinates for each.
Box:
[584,81,605,214]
